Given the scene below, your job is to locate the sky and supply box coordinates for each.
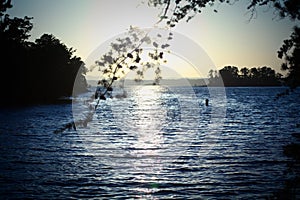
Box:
[8,0,298,78]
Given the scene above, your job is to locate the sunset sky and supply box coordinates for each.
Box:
[8,0,297,78]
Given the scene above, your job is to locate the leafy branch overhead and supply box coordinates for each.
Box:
[148,0,299,26]
[277,26,300,89]
[91,26,172,109]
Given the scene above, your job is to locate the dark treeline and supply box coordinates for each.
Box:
[208,66,283,87]
[0,0,87,106]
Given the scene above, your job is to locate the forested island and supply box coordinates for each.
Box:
[0,1,87,106]
[208,66,283,87]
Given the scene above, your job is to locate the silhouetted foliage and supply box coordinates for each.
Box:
[208,66,282,86]
[0,0,12,15]
[278,26,300,89]
[0,2,87,105]
[90,26,169,109]
[274,26,300,99]
[28,34,87,102]
[147,0,299,26]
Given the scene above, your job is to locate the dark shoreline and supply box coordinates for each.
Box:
[0,98,73,109]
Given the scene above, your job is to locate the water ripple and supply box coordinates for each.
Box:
[0,87,299,199]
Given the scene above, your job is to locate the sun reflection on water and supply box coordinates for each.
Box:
[124,85,167,198]
[129,85,167,156]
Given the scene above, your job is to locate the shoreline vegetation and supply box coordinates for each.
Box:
[0,1,87,107]
[0,31,88,106]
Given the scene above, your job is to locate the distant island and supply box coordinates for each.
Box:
[207,66,283,87]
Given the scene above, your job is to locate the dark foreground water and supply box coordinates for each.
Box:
[0,87,299,199]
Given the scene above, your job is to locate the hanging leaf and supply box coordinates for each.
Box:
[153,42,159,48]
[112,76,118,81]
[135,56,141,63]
[104,55,114,64]
[129,65,138,70]
[161,44,170,49]
[145,62,152,68]
[127,53,133,58]
[148,52,154,59]
[103,69,110,74]
[136,70,143,76]
[117,64,123,68]
[95,61,104,66]
[159,52,163,59]
[141,36,151,44]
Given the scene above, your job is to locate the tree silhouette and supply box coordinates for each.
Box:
[0,0,11,14]
[0,1,87,105]
[0,0,33,105]
[278,26,300,89]
[219,66,239,86]
[240,67,250,78]
[28,34,87,102]
[208,66,282,86]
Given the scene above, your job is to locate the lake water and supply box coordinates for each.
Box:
[0,86,299,199]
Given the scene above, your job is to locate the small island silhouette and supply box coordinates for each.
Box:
[207,66,283,87]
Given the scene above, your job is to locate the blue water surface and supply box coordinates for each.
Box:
[0,87,299,199]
